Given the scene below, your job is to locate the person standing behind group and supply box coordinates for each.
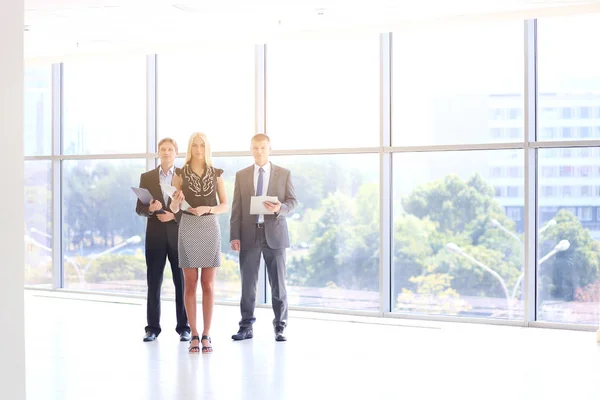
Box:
[135,138,190,343]
[170,132,228,354]
[230,134,297,342]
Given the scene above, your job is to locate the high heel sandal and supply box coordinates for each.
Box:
[189,336,200,353]
[201,335,212,354]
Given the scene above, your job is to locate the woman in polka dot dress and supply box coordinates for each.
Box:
[170,132,228,354]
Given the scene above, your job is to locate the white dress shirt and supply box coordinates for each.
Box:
[254,162,271,223]
[159,165,175,205]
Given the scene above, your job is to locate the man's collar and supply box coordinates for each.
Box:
[159,165,175,176]
[254,162,271,172]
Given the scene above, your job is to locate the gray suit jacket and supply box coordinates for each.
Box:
[230,163,297,250]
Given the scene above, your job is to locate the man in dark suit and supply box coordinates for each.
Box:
[230,134,297,342]
[136,138,190,342]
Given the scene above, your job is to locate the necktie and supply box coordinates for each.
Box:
[256,167,264,196]
[256,167,264,222]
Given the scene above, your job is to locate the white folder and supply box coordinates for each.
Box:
[159,183,191,211]
[250,196,279,215]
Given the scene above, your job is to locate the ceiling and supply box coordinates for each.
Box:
[24,0,600,59]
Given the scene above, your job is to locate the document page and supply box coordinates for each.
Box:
[159,183,191,210]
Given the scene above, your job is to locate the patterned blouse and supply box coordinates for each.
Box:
[181,164,224,209]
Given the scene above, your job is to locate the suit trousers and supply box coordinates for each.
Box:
[145,241,189,335]
[239,226,288,329]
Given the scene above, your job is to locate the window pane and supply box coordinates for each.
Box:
[63,57,146,154]
[392,21,523,146]
[157,46,255,152]
[207,156,251,302]
[537,147,600,325]
[392,150,524,319]
[538,15,600,141]
[580,127,591,138]
[267,37,380,149]
[580,107,591,119]
[25,161,52,288]
[24,66,52,156]
[62,159,147,293]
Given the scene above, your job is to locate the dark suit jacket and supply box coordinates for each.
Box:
[230,164,297,250]
[135,167,181,250]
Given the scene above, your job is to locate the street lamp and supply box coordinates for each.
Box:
[538,219,557,234]
[510,239,570,300]
[491,219,522,244]
[24,235,50,252]
[81,235,142,277]
[538,239,570,264]
[490,218,564,300]
[30,227,51,239]
[24,235,84,282]
[445,242,512,318]
[25,234,141,284]
[490,218,556,242]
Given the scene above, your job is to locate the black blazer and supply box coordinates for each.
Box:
[135,166,181,250]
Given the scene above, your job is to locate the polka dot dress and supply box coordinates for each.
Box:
[178,213,221,269]
[178,164,223,269]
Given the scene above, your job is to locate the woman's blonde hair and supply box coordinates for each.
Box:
[184,132,213,167]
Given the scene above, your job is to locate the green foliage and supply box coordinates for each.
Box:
[85,254,146,283]
[24,262,52,285]
[63,161,145,251]
[393,214,436,291]
[403,174,503,234]
[574,280,600,302]
[218,256,241,284]
[398,173,600,310]
[396,271,471,315]
[302,189,379,290]
[398,173,523,302]
[539,210,600,301]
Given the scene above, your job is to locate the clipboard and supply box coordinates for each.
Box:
[131,187,154,205]
[131,187,166,214]
[250,196,279,215]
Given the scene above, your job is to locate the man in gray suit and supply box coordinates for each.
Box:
[230,134,297,342]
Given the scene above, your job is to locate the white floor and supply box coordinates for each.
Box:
[25,290,600,400]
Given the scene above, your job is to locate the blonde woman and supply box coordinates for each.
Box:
[170,132,228,353]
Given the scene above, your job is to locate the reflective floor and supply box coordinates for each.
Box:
[25,290,600,400]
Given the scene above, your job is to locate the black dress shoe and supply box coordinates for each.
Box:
[275,326,287,342]
[179,331,191,342]
[231,327,253,341]
[143,331,157,342]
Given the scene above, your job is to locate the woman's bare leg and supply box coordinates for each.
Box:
[183,268,199,352]
[200,267,217,352]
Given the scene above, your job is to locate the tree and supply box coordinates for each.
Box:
[393,214,436,291]
[403,174,502,234]
[302,189,379,290]
[396,269,472,315]
[85,253,146,283]
[394,172,600,318]
[540,209,600,301]
[63,161,145,253]
[399,173,523,302]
